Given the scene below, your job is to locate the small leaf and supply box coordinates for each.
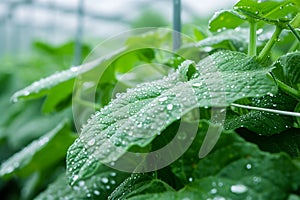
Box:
[66,50,277,184]
[209,10,246,32]
[108,173,174,200]
[34,175,78,200]
[273,52,300,91]
[0,120,75,179]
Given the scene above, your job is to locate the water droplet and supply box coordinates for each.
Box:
[110,172,117,177]
[78,181,85,187]
[101,177,109,184]
[230,184,248,194]
[210,188,218,194]
[213,197,225,200]
[87,139,95,146]
[188,177,193,182]
[192,83,202,87]
[167,104,173,110]
[158,97,168,102]
[253,176,261,184]
[246,163,252,170]
[94,190,100,195]
[73,175,79,182]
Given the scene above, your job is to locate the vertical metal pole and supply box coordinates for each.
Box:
[173,0,181,51]
[73,0,84,66]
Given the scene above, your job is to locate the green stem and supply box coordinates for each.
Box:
[248,21,257,56]
[267,73,300,99]
[287,23,300,43]
[257,26,283,62]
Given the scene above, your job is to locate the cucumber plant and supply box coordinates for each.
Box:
[1,0,300,199]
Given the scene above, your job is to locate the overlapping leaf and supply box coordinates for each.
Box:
[273,52,300,91]
[234,0,298,23]
[11,30,172,113]
[125,122,300,200]
[225,91,298,135]
[108,173,174,200]
[66,50,277,184]
[35,168,128,200]
[0,120,75,179]
[209,10,246,32]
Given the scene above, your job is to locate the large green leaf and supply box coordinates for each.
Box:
[234,0,298,23]
[66,50,276,184]
[0,120,75,179]
[163,122,300,200]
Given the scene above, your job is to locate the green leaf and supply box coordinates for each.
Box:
[66,50,276,184]
[238,128,300,158]
[108,173,174,200]
[234,0,298,23]
[209,10,246,32]
[273,52,300,91]
[195,29,249,52]
[225,91,298,135]
[36,168,128,200]
[11,31,173,113]
[167,122,300,200]
[0,120,75,179]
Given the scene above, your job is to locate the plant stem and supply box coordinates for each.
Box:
[287,23,300,43]
[257,26,283,62]
[267,73,300,99]
[248,20,257,56]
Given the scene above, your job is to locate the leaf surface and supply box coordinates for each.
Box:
[66,50,277,184]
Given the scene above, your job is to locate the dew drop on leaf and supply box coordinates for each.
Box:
[101,177,109,184]
[158,96,168,102]
[87,139,95,146]
[166,104,173,110]
[230,184,248,194]
[94,190,100,196]
[210,188,218,194]
[246,163,252,170]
